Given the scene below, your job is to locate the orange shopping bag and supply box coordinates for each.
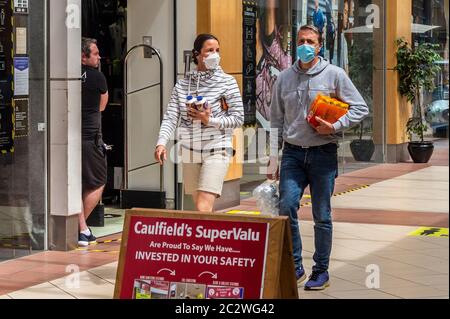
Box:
[307,94,349,128]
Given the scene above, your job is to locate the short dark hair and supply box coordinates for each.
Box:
[82,38,97,58]
[298,25,323,44]
[192,34,220,65]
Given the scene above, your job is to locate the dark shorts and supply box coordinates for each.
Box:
[82,138,107,192]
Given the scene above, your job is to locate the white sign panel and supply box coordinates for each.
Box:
[14,57,29,96]
[14,0,28,14]
[15,27,27,54]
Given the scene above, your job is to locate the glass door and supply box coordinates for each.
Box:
[0,0,47,261]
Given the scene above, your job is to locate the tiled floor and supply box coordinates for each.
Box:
[0,233,120,296]
[332,167,449,213]
[5,263,118,299]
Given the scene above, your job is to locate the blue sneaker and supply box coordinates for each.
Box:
[87,228,97,245]
[304,271,330,291]
[78,229,97,247]
[296,267,307,287]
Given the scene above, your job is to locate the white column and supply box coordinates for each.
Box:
[49,0,82,250]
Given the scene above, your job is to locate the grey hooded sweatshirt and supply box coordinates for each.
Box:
[271,57,369,148]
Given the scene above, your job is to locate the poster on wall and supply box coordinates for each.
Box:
[14,98,28,137]
[243,1,257,126]
[15,27,27,55]
[255,0,292,128]
[117,216,270,299]
[0,103,13,153]
[13,0,28,14]
[13,57,28,96]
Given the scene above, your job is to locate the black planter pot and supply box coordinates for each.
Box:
[350,139,375,162]
[408,141,435,163]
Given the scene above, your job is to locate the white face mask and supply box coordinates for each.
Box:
[204,52,221,70]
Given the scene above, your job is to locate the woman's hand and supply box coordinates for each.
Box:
[188,106,211,126]
[154,145,167,165]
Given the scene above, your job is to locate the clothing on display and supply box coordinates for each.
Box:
[82,0,123,59]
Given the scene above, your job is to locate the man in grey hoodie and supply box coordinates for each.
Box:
[268,25,368,291]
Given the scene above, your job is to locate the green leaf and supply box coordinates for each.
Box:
[394,38,441,141]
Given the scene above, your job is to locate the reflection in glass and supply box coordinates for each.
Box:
[413,0,449,140]
[0,0,47,262]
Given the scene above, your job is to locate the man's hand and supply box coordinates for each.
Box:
[154,145,167,165]
[266,157,280,181]
[188,106,212,125]
[315,117,336,135]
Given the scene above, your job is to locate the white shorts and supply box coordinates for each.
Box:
[182,149,231,197]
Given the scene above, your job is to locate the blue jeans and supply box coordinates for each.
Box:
[279,142,338,273]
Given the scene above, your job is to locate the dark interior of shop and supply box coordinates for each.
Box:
[82,0,127,209]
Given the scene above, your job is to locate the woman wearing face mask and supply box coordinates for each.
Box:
[155,34,244,213]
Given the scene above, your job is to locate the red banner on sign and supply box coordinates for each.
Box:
[206,286,245,299]
[119,216,269,299]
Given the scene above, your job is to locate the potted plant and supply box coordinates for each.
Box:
[394,38,442,163]
[350,117,375,162]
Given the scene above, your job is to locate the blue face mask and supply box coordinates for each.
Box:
[297,44,317,64]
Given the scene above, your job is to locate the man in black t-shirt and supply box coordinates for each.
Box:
[79,38,109,247]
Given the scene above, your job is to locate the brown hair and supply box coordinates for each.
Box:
[192,34,220,65]
[82,38,98,58]
[299,25,323,44]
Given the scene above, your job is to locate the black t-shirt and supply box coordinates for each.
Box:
[82,65,108,140]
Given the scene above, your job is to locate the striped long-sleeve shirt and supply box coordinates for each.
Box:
[157,67,244,151]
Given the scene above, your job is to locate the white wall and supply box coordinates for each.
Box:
[127,0,197,200]
[177,0,197,78]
